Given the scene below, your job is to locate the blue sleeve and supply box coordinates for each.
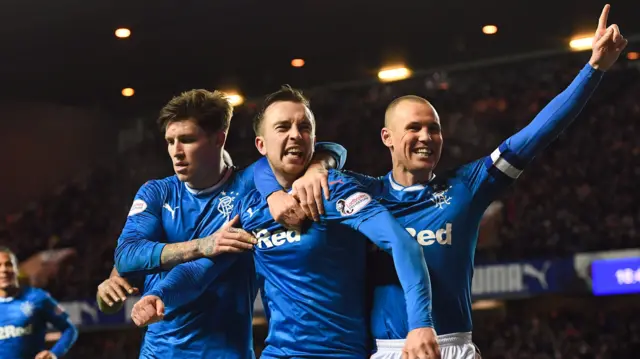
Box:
[253,142,348,197]
[481,63,602,183]
[145,200,246,308]
[342,170,384,195]
[146,255,238,308]
[324,171,433,330]
[460,63,603,204]
[317,141,347,170]
[41,292,78,357]
[114,181,167,276]
[503,63,602,166]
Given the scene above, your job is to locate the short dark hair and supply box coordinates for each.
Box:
[158,89,233,135]
[253,85,311,135]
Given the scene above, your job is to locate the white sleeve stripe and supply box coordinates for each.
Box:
[490,148,523,179]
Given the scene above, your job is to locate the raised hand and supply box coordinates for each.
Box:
[589,4,628,71]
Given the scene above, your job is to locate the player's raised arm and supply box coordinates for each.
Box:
[323,171,440,359]
[39,292,79,359]
[254,142,347,225]
[499,5,626,168]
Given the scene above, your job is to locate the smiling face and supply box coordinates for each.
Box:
[255,101,316,186]
[382,97,443,179]
[0,250,19,294]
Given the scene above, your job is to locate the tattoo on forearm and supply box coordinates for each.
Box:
[160,241,199,269]
[196,236,217,258]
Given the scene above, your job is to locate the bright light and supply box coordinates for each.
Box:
[226,93,244,107]
[628,52,639,61]
[569,36,593,51]
[472,299,504,311]
[121,88,135,97]
[291,59,305,68]
[482,25,498,35]
[115,28,131,39]
[378,67,411,82]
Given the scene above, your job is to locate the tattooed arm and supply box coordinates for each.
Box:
[115,180,255,276]
[158,234,239,270]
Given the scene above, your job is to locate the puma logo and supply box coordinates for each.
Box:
[163,203,179,219]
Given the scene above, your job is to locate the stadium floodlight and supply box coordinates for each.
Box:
[121,88,135,97]
[115,28,131,39]
[378,67,412,82]
[291,59,305,68]
[569,35,593,51]
[225,93,244,107]
[482,25,498,35]
[471,299,504,311]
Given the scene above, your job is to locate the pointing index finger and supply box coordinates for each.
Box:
[598,4,610,31]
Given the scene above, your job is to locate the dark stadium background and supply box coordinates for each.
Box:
[1,0,640,358]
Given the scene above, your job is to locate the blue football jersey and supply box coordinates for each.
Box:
[355,63,604,339]
[115,167,257,359]
[352,153,513,338]
[235,169,428,359]
[0,287,77,359]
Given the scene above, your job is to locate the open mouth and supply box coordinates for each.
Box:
[284,147,305,160]
[412,147,433,158]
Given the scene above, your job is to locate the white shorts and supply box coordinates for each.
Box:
[371,332,479,359]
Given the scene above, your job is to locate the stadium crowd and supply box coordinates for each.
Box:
[472,296,640,359]
[1,51,639,357]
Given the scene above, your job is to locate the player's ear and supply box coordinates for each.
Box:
[381,127,393,149]
[214,131,227,148]
[255,136,267,156]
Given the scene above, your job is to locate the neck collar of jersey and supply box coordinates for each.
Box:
[184,166,232,196]
[388,172,436,192]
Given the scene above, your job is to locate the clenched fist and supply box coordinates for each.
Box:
[131,295,165,327]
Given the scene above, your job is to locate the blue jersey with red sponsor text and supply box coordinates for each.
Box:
[234,170,433,359]
[0,287,77,359]
[351,63,603,339]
